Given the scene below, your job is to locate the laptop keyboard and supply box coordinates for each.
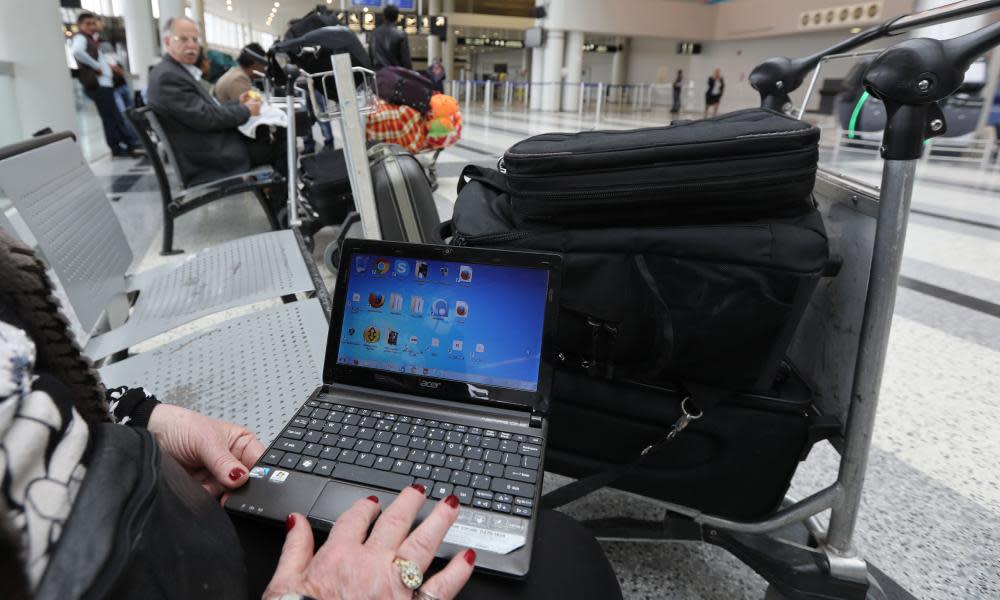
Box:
[261,399,544,518]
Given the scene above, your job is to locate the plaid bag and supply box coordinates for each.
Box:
[365,101,427,154]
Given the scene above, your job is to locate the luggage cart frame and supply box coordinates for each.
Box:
[565,2,1000,598]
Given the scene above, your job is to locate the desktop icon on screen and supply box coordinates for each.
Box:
[416,261,429,279]
[369,292,385,309]
[374,258,391,275]
[395,260,409,276]
[455,301,469,319]
[432,298,449,318]
[410,295,424,315]
[355,256,367,273]
[389,292,403,313]
[363,326,380,344]
[452,339,464,352]
[388,330,399,345]
[459,265,473,283]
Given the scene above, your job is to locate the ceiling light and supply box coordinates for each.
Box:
[227,5,232,9]
[274,2,280,6]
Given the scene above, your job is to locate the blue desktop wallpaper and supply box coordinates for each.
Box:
[336,254,550,391]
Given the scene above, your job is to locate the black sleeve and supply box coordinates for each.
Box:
[105,386,161,428]
[150,68,250,132]
[399,33,412,70]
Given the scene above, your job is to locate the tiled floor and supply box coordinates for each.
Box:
[87,99,999,599]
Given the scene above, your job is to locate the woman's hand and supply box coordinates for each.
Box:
[264,485,476,600]
[147,404,265,497]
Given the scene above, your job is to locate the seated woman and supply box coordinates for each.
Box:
[0,230,621,600]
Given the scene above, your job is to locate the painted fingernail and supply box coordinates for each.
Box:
[411,483,426,495]
[367,495,379,503]
[228,468,245,481]
[285,514,295,533]
[444,494,459,509]
[463,549,476,565]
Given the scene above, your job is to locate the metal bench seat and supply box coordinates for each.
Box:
[127,106,283,255]
[0,132,318,360]
[98,298,328,443]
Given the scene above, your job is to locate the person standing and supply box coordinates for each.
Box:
[704,68,724,118]
[368,5,412,70]
[71,12,143,158]
[428,58,446,93]
[671,69,683,114]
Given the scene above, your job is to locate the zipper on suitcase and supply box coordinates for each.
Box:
[508,167,816,207]
[451,230,533,247]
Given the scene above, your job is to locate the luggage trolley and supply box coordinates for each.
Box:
[538,2,1000,599]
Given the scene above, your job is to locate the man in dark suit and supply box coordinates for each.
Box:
[147,17,281,187]
[369,5,412,70]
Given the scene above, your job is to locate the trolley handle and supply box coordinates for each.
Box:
[864,17,1000,159]
[750,0,1000,112]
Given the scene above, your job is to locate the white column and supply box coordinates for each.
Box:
[442,0,455,82]
[158,0,186,29]
[0,0,76,143]
[610,36,627,86]
[529,46,544,110]
[100,0,115,16]
[122,0,158,88]
[560,30,583,112]
[191,0,206,45]
[541,28,564,111]
[426,0,441,65]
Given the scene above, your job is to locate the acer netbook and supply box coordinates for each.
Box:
[226,239,562,577]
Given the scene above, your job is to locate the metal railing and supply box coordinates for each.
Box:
[448,79,660,117]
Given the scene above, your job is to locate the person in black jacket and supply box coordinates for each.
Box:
[147,17,284,188]
[369,5,412,70]
[704,68,725,117]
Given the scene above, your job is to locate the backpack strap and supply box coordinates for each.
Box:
[456,164,509,195]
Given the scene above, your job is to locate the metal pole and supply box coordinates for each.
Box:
[595,81,604,124]
[578,81,585,115]
[332,53,382,240]
[826,158,918,554]
[465,79,472,112]
[484,79,493,113]
[284,79,300,227]
[798,63,824,119]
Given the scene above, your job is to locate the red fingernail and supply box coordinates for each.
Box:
[228,468,245,481]
[444,494,459,509]
[285,514,295,533]
[411,483,426,495]
[367,495,379,503]
[463,549,476,565]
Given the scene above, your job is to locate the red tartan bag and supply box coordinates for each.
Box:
[365,101,427,154]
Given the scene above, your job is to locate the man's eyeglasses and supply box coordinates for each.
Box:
[171,35,201,45]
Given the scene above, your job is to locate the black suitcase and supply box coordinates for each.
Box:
[375,66,435,114]
[300,148,353,226]
[445,165,829,394]
[499,108,818,228]
[370,144,442,243]
[546,366,836,521]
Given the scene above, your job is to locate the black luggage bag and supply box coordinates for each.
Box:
[370,143,442,243]
[375,66,436,114]
[443,109,833,518]
[546,366,835,520]
[300,148,354,226]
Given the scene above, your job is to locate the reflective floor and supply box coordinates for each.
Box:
[87,99,999,599]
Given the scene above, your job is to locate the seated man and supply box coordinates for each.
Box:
[147,17,283,188]
[214,43,267,104]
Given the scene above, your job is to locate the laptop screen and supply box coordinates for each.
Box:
[325,241,561,411]
[335,253,549,391]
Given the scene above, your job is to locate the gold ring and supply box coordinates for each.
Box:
[413,589,442,600]
[393,557,424,590]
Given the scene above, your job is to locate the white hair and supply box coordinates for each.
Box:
[162,16,197,36]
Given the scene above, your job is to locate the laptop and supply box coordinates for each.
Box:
[226,239,562,578]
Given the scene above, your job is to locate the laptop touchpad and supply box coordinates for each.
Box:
[308,481,528,555]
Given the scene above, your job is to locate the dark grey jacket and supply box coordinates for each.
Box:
[147,54,252,187]
[369,23,412,70]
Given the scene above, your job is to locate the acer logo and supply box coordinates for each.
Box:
[419,380,442,389]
